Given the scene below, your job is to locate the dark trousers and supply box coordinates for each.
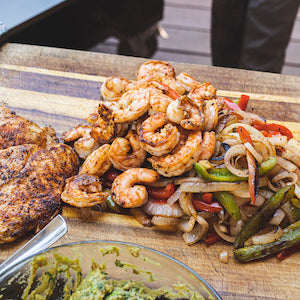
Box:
[211,0,300,73]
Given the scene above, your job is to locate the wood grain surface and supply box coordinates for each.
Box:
[0,43,299,300]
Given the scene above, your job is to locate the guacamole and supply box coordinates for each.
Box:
[22,259,203,300]
[3,245,210,300]
[69,263,202,300]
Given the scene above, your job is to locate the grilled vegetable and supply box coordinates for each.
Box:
[215,192,241,221]
[234,220,300,262]
[234,185,295,249]
[210,143,230,161]
[194,156,276,182]
[106,195,122,213]
[237,126,259,204]
[290,198,300,220]
[192,199,223,212]
[147,183,176,200]
[277,240,300,260]
[237,94,250,111]
[223,98,241,110]
[205,232,221,246]
[253,121,293,140]
[201,192,214,203]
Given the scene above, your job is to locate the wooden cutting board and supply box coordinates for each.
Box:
[0,43,300,300]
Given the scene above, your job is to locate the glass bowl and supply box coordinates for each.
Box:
[0,240,221,299]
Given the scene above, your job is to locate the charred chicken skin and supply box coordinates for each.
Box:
[0,107,57,149]
[0,107,79,243]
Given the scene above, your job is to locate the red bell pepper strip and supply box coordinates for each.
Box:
[223,98,241,110]
[201,193,214,203]
[147,183,176,201]
[192,199,223,212]
[194,193,214,203]
[277,240,300,260]
[238,126,254,145]
[205,232,221,245]
[261,130,282,138]
[253,120,293,140]
[238,94,250,111]
[237,126,259,205]
[103,169,121,182]
[102,169,121,188]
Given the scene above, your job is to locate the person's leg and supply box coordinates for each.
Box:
[239,0,300,73]
[211,0,249,68]
[109,0,163,57]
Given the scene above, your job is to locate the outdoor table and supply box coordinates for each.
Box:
[0,43,299,299]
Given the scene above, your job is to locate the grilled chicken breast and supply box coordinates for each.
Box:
[0,107,57,149]
[0,107,79,243]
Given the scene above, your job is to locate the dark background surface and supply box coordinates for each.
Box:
[1,0,163,57]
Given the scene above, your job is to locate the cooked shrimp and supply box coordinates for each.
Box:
[86,101,119,125]
[115,123,129,137]
[167,96,204,130]
[62,125,99,159]
[62,125,92,142]
[148,130,203,177]
[188,82,217,104]
[148,93,173,115]
[139,113,180,156]
[161,77,186,95]
[109,130,147,171]
[101,76,131,101]
[91,102,116,144]
[127,79,180,100]
[111,168,160,208]
[166,99,187,124]
[74,137,100,160]
[104,101,121,111]
[86,108,99,125]
[61,174,109,207]
[198,131,216,160]
[80,144,112,177]
[203,99,222,131]
[88,103,128,138]
[176,72,200,93]
[113,88,152,123]
[151,80,180,100]
[125,78,155,91]
[136,60,176,81]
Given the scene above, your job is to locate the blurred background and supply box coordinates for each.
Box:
[1,0,300,76]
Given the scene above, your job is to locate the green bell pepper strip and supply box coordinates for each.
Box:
[234,220,300,263]
[106,195,122,213]
[214,192,241,221]
[291,197,300,208]
[194,156,276,182]
[234,185,295,249]
[290,198,300,220]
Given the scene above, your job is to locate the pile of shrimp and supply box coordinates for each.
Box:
[61,60,300,254]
